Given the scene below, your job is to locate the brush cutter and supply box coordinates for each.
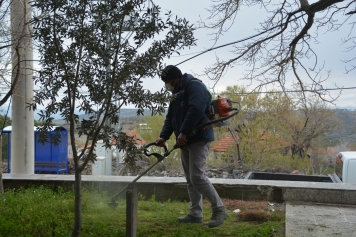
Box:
[108,142,181,207]
[108,98,240,207]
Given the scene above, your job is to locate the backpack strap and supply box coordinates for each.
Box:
[183,77,212,103]
[181,77,213,120]
[181,77,202,94]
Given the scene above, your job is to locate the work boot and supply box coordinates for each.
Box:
[177,214,202,224]
[208,208,228,228]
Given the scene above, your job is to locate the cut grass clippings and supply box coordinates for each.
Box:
[0,186,285,237]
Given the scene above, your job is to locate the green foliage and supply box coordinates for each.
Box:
[217,86,291,169]
[34,120,57,126]
[31,1,196,233]
[0,187,285,237]
[214,85,340,173]
[281,94,339,158]
[0,186,74,236]
[31,0,195,167]
[259,154,310,173]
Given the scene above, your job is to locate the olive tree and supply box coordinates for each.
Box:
[280,92,339,158]
[31,0,195,236]
[201,0,355,101]
[218,85,338,172]
[219,85,291,170]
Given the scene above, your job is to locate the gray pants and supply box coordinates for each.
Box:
[180,141,224,218]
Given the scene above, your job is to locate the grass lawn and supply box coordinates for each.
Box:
[0,186,285,237]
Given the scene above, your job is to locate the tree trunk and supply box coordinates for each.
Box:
[0,173,2,194]
[72,168,82,237]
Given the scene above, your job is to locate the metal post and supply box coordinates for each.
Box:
[10,0,34,174]
[126,184,137,237]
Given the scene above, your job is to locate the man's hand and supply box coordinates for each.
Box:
[177,133,188,146]
[155,138,166,147]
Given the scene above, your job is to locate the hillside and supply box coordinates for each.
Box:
[51,108,154,125]
[327,109,356,145]
[0,106,154,121]
[1,108,355,147]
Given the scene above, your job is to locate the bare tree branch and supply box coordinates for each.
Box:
[0,47,20,106]
[202,0,355,102]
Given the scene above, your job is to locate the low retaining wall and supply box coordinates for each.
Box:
[3,174,356,205]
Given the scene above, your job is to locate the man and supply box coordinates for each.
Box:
[155,65,228,228]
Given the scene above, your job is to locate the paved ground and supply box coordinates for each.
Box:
[286,202,356,237]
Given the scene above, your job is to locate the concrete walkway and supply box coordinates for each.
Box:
[286,202,356,237]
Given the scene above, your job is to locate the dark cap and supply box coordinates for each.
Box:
[161,65,182,82]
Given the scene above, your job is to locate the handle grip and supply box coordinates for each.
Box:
[144,142,168,157]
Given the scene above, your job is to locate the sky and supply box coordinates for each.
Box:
[139,0,356,109]
[2,0,354,119]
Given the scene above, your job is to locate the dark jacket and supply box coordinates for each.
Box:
[160,73,214,144]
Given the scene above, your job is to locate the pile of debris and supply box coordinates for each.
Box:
[1,160,244,179]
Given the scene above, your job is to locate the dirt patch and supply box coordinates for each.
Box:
[221,199,285,219]
[217,199,286,235]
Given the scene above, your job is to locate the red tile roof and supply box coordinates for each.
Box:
[125,130,147,146]
[211,135,236,152]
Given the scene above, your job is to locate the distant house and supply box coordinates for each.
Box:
[211,135,237,153]
[210,135,238,161]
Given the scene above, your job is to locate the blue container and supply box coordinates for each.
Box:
[3,126,69,174]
